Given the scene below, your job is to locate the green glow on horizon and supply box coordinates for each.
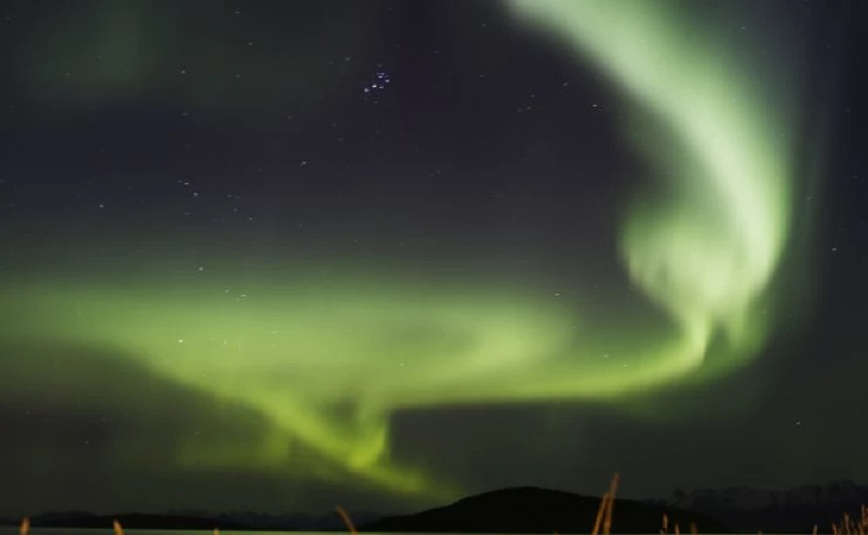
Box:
[2,1,799,501]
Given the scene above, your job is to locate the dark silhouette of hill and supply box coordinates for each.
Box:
[9,480,863,533]
[363,486,731,534]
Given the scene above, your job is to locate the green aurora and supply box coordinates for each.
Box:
[1,1,806,501]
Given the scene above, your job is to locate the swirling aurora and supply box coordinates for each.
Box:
[0,0,821,507]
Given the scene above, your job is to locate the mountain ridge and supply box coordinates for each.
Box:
[6,481,866,533]
[653,480,868,532]
[363,486,730,534]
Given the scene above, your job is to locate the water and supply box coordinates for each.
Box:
[0,530,741,535]
[0,530,582,535]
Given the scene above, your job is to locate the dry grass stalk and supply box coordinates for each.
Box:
[603,473,620,535]
[592,492,610,535]
[19,518,29,535]
[661,513,669,534]
[675,523,680,535]
[861,505,868,535]
[336,505,358,535]
[113,519,124,535]
[814,524,819,535]
[690,522,698,535]
[214,528,220,535]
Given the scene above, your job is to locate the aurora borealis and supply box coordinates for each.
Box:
[0,0,862,518]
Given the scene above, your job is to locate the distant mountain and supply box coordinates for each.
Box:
[669,481,868,511]
[26,511,96,523]
[6,510,382,531]
[0,511,96,528]
[9,481,864,534]
[655,481,868,533]
[363,486,730,534]
[32,513,259,530]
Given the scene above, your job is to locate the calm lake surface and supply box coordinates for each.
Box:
[0,529,748,535]
[0,530,598,535]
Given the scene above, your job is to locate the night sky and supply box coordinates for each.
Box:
[0,0,864,518]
